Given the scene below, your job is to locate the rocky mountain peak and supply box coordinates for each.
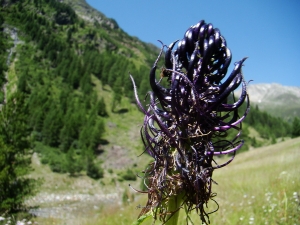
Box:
[236,83,300,120]
[246,83,300,104]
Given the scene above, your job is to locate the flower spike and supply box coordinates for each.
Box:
[131,20,250,224]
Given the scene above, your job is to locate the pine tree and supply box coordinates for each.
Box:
[90,119,105,149]
[292,117,300,138]
[80,72,92,95]
[0,93,40,213]
[86,150,103,179]
[59,98,85,152]
[97,97,108,117]
[42,103,63,147]
[65,148,83,176]
[111,76,123,112]
[18,69,30,94]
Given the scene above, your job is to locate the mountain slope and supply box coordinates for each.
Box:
[1,0,160,178]
[0,0,294,180]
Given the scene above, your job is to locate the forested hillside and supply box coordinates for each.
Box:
[0,0,162,179]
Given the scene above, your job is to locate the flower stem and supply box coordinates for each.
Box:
[165,192,184,225]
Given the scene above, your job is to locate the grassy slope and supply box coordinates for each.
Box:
[91,76,150,171]
[206,137,300,225]
[83,137,300,225]
[28,137,300,225]
[28,78,152,225]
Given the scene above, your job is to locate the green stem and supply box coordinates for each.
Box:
[165,192,184,225]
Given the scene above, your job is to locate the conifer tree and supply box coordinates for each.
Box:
[97,97,108,117]
[0,93,39,213]
[42,103,63,147]
[85,150,103,179]
[111,76,122,112]
[18,69,30,94]
[292,117,300,138]
[65,148,83,176]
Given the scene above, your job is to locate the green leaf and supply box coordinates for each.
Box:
[132,211,152,225]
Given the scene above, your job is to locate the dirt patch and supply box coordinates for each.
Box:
[101,145,135,170]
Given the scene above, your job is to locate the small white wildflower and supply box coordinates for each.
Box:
[249,217,254,224]
[293,192,298,201]
[265,192,272,202]
[0,217,5,221]
[243,194,247,198]
[280,171,287,175]
[265,192,272,196]
[270,203,277,211]
[240,217,244,221]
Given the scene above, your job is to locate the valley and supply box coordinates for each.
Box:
[0,1,299,224]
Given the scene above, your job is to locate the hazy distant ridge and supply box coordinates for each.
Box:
[236,83,300,120]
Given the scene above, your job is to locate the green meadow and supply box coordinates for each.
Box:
[31,137,300,225]
[94,137,300,225]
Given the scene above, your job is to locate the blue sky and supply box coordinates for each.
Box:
[86,0,300,87]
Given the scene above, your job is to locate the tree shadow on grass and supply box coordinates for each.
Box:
[113,108,129,114]
[99,139,109,145]
[95,139,109,155]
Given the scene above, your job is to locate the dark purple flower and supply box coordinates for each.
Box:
[130,20,250,224]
